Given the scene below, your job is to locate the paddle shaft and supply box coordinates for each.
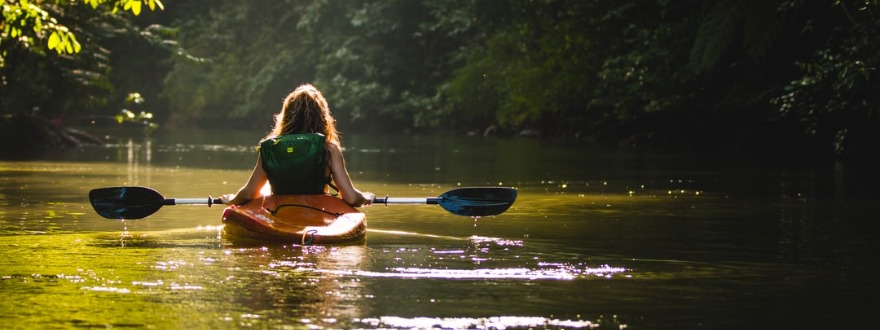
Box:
[374,197,440,205]
[160,197,440,206]
[168,198,223,206]
[170,197,438,206]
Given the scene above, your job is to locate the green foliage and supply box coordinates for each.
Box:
[162,0,464,131]
[449,1,693,137]
[688,0,782,76]
[162,1,308,126]
[155,0,878,159]
[111,93,158,135]
[771,0,880,157]
[1,0,201,137]
[7,0,880,159]
[84,0,165,15]
[306,0,462,130]
[1,0,164,63]
[1,0,81,61]
[1,0,171,120]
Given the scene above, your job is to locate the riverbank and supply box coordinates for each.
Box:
[0,113,103,159]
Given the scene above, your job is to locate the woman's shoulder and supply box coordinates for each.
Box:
[324,140,342,152]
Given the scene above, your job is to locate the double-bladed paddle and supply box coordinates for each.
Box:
[372,187,517,217]
[89,186,517,219]
[89,186,222,220]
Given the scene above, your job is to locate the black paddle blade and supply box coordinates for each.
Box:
[438,187,517,217]
[89,186,165,219]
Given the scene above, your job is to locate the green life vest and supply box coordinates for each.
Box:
[259,133,329,195]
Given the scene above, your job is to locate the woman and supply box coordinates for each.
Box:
[220,84,374,207]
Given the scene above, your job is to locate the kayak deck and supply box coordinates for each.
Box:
[221,194,366,244]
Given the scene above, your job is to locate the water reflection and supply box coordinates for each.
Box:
[88,226,225,248]
[357,316,599,329]
[2,130,879,329]
[218,244,369,326]
[308,235,627,280]
[324,264,624,280]
[125,138,151,187]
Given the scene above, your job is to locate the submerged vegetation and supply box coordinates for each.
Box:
[2,0,878,159]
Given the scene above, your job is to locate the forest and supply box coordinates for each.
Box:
[2,0,878,159]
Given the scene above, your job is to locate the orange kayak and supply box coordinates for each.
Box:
[221,194,366,244]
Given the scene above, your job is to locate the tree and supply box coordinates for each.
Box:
[161,0,313,128]
[771,0,880,158]
[156,0,878,159]
[1,0,164,67]
[162,0,467,132]
[1,0,168,118]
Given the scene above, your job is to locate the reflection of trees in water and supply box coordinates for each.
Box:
[224,245,369,326]
[123,138,152,187]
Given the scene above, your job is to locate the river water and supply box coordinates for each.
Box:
[1,128,878,329]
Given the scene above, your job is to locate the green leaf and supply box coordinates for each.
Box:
[65,38,73,53]
[131,1,142,16]
[48,31,61,50]
[70,34,81,53]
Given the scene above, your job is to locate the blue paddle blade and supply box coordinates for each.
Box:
[89,186,166,219]
[437,187,517,217]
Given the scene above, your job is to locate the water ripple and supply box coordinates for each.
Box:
[308,264,625,281]
[356,316,599,329]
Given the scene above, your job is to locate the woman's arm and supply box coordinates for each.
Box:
[327,142,374,207]
[220,154,268,205]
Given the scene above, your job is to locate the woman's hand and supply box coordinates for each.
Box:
[361,191,375,207]
[219,193,237,205]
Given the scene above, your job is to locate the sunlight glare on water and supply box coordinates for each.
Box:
[273,234,628,280]
[356,316,599,329]
[313,264,626,280]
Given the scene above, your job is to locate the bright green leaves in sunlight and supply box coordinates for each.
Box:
[115,92,159,135]
[46,27,81,54]
[83,0,165,16]
[1,0,165,65]
[1,0,80,55]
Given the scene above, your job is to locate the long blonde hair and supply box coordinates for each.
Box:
[265,84,339,144]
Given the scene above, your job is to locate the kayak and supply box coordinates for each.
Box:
[221,194,366,244]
